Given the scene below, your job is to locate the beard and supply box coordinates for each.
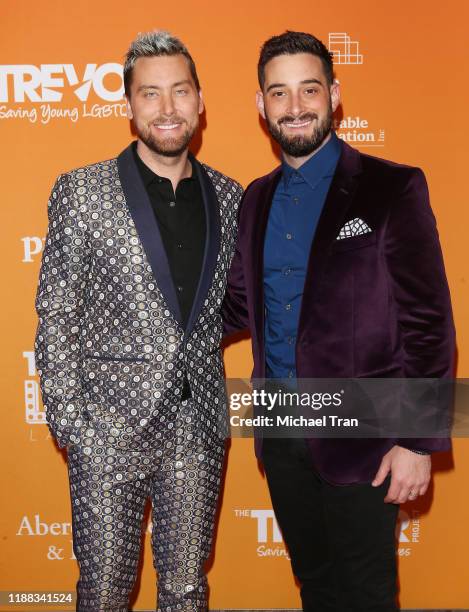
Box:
[136,116,197,158]
[265,106,333,158]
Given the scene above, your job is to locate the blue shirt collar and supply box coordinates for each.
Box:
[282,131,342,190]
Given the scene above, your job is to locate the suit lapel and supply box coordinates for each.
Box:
[116,144,183,325]
[297,140,363,331]
[185,156,221,335]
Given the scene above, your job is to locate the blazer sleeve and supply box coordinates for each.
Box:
[34,173,91,448]
[222,190,250,336]
[384,167,455,453]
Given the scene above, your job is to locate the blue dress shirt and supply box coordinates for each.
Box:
[263,132,342,379]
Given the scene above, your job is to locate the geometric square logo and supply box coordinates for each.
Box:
[23,351,46,424]
[328,32,364,64]
[25,379,46,424]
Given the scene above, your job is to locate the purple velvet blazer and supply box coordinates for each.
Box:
[223,139,455,484]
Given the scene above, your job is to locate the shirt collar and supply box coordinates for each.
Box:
[132,141,195,186]
[282,131,342,190]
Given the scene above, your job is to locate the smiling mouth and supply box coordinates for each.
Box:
[154,123,182,131]
[282,119,313,129]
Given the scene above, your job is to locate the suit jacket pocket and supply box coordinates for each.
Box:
[331,232,376,253]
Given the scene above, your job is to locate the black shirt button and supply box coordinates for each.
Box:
[177,243,183,249]
[177,285,183,292]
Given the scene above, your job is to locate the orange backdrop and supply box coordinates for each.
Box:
[1,0,468,609]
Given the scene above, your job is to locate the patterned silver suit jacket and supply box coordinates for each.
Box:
[35,144,243,452]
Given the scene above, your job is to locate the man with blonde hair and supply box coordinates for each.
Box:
[35,30,242,611]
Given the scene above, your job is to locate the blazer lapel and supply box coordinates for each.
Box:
[297,140,363,331]
[185,156,221,336]
[116,143,183,325]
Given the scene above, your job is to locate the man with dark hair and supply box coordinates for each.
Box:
[35,30,243,612]
[257,30,334,89]
[224,31,454,611]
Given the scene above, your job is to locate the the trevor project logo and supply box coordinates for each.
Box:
[0,63,127,124]
[328,33,364,65]
[396,509,421,557]
[234,508,290,560]
[0,64,123,103]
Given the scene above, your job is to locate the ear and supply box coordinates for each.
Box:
[330,79,341,113]
[256,90,266,119]
[198,89,204,114]
[125,96,133,120]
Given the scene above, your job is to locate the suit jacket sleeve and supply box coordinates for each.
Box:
[384,167,455,453]
[34,173,90,448]
[222,190,250,336]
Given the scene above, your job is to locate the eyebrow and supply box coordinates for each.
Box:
[172,80,192,88]
[266,78,323,93]
[137,80,193,92]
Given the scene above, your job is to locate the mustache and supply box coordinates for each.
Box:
[278,112,318,125]
[151,115,186,124]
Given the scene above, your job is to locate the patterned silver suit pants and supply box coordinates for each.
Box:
[67,400,225,612]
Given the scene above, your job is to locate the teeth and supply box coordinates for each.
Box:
[155,124,180,130]
[284,120,312,128]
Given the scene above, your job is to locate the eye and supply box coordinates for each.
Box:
[304,87,319,95]
[175,89,188,96]
[271,90,285,97]
[144,90,157,98]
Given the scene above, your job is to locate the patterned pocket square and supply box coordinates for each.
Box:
[336,217,372,240]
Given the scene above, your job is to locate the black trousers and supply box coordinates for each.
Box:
[262,437,399,612]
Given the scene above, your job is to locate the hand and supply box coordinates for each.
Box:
[371,445,431,504]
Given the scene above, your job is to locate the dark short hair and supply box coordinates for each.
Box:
[258,31,334,90]
[124,30,200,97]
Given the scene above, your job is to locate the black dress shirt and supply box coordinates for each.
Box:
[133,145,206,401]
[133,144,206,328]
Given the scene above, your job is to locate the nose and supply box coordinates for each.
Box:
[286,92,302,117]
[160,92,176,116]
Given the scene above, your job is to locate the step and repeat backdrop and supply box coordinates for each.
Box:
[1,0,468,609]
